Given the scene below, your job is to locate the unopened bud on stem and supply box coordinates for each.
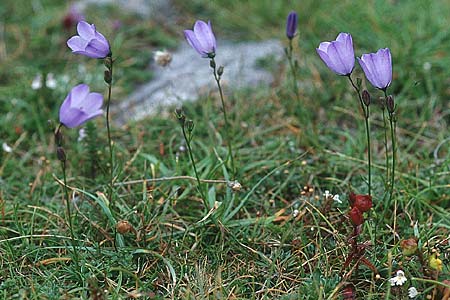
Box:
[217,66,224,77]
[362,90,371,106]
[386,95,395,113]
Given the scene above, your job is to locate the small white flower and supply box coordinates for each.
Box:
[2,142,12,153]
[77,128,87,142]
[292,209,299,217]
[323,190,331,198]
[154,50,172,67]
[333,194,342,203]
[31,74,43,90]
[389,270,407,286]
[408,287,418,298]
[45,73,57,89]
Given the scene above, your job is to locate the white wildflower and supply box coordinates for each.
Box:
[323,190,331,198]
[333,194,342,203]
[408,287,418,298]
[389,270,407,286]
[31,74,42,90]
[77,128,87,142]
[154,50,172,67]
[2,142,12,153]
[45,73,57,89]
[292,209,299,217]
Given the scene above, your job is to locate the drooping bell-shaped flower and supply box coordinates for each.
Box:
[184,20,217,58]
[357,48,392,90]
[59,84,104,128]
[316,32,355,76]
[285,11,298,40]
[67,21,111,59]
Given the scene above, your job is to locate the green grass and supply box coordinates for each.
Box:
[1,0,449,299]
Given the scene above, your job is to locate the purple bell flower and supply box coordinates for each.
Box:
[59,84,104,128]
[316,33,355,76]
[357,48,392,90]
[286,11,298,39]
[67,21,110,59]
[184,20,217,58]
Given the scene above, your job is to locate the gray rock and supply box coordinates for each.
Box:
[74,0,171,18]
[115,40,284,124]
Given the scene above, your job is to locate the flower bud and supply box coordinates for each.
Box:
[400,238,418,256]
[56,146,66,162]
[54,129,63,146]
[217,66,224,76]
[210,59,216,69]
[175,108,185,125]
[362,90,371,106]
[104,70,112,84]
[185,120,195,133]
[348,207,364,226]
[386,95,395,113]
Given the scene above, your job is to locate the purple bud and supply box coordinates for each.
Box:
[386,95,395,113]
[59,84,104,128]
[56,147,67,162]
[286,11,298,40]
[184,20,216,58]
[67,21,111,59]
[316,33,355,76]
[357,48,392,90]
[362,90,371,106]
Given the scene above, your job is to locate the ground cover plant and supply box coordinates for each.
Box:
[0,0,449,299]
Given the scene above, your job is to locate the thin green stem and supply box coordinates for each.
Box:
[383,90,396,202]
[211,57,235,178]
[347,76,371,195]
[286,40,300,102]
[388,113,397,202]
[105,56,114,206]
[181,123,208,208]
[55,124,81,278]
[382,107,390,186]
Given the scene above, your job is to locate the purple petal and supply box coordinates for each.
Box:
[69,84,90,108]
[193,20,215,55]
[184,30,204,56]
[82,92,104,113]
[60,107,87,128]
[207,21,217,52]
[67,36,89,52]
[77,21,95,40]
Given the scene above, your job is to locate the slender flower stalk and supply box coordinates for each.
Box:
[210,58,235,176]
[385,92,397,202]
[54,125,80,272]
[175,110,208,208]
[347,76,372,195]
[285,38,300,102]
[104,55,114,206]
[381,101,390,185]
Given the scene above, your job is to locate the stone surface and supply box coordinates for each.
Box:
[115,40,284,124]
[74,0,170,18]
